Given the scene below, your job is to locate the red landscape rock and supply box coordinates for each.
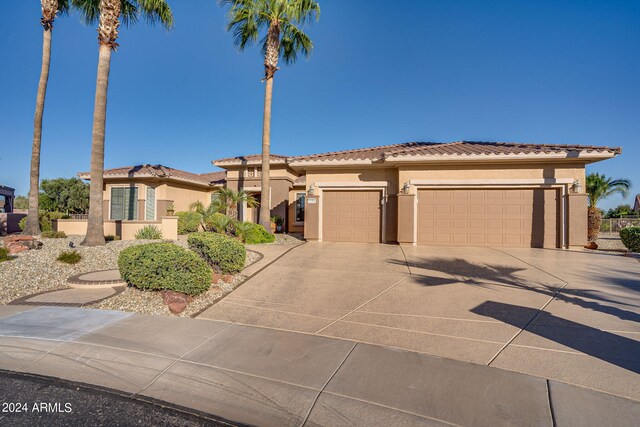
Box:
[168,301,187,314]
[6,242,29,254]
[3,235,35,246]
[161,290,191,305]
[584,242,598,250]
[222,274,235,283]
[211,273,221,284]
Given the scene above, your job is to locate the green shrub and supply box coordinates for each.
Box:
[177,211,202,234]
[0,247,10,262]
[118,243,212,295]
[134,225,163,240]
[47,211,67,220]
[620,227,640,252]
[41,231,67,238]
[188,232,246,274]
[57,250,81,264]
[18,213,53,232]
[105,234,121,242]
[244,223,275,244]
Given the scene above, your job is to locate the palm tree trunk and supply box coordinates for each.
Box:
[259,76,274,231]
[82,43,112,246]
[24,27,53,236]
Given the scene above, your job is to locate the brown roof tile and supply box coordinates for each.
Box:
[213,154,288,165]
[78,165,226,186]
[289,141,621,162]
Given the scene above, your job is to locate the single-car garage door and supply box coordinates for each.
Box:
[323,190,381,243]
[417,188,559,248]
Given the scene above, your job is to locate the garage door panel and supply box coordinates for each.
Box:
[418,188,559,248]
[323,190,381,243]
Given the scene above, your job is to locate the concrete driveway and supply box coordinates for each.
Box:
[199,242,640,401]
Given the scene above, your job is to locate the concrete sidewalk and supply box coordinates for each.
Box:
[0,305,638,426]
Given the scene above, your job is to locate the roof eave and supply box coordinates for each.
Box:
[77,173,214,188]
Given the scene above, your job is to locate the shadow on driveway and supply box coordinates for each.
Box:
[471,301,640,374]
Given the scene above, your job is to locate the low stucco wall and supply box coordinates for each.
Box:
[0,213,27,235]
[56,217,178,241]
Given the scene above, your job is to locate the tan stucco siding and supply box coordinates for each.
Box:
[288,189,306,233]
[163,183,213,212]
[398,163,586,191]
[306,168,399,193]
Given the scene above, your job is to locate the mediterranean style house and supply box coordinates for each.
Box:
[70,141,620,248]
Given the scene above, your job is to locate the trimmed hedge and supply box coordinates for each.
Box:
[188,232,246,274]
[177,211,202,234]
[620,227,640,252]
[244,223,275,244]
[118,243,212,296]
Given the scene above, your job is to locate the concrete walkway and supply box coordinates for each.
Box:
[0,305,638,426]
[198,242,640,402]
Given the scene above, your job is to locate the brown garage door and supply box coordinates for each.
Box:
[417,188,559,248]
[323,190,381,243]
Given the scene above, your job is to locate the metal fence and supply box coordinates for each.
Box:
[69,214,89,220]
[600,217,640,232]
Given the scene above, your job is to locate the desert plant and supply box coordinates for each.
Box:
[41,231,67,238]
[57,250,82,264]
[206,213,233,234]
[134,225,163,240]
[0,247,10,262]
[586,173,631,241]
[187,232,246,274]
[118,243,212,295]
[244,223,275,244]
[177,211,202,234]
[233,220,254,242]
[104,234,121,242]
[214,188,259,220]
[620,227,640,252]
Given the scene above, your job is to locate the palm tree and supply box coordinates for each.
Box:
[221,0,320,231]
[24,0,70,236]
[215,187,259,220]
[586,173,631,241]
[74,0,173,246]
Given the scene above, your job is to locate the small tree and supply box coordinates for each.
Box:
[215,188,259,220]
[586,173,631,241]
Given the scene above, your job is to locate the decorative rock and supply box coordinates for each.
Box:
[222,274,234,283]
[211,273,221,284]
[3,235,35,246]
[584,242,599,250]
[168,301,187,314]
[161,290,191,305]
[22,240,43,250]
[6,242,29,255]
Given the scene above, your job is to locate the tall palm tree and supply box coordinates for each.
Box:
[221,0,320,231]
[74,0,174,246]
[586,173,631,241]
[24,0,70,236]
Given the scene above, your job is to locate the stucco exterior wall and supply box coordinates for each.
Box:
[398,162,586,191]
[288,188,306,233]
[56,217,177,241]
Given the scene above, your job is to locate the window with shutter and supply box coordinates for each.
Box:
[111,187,138,220]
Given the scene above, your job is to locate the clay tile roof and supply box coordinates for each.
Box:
[78,165,226,186]
[289,141,621,162]
[213,154,288,165]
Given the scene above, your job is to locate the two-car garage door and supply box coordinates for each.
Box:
[320,188,560,248]
[417,188,560,248]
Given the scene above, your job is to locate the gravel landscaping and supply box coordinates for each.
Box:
[594,232,630,252]
[0,233,285,317]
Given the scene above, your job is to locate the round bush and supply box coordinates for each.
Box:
[187,232,246,274]
[177,211,202,234]
[244,223,275,244]
[118,243,212,296]
[620,227,640,253]
[0,247,10,262]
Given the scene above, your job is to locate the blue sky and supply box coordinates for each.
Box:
[1,0,638,210]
